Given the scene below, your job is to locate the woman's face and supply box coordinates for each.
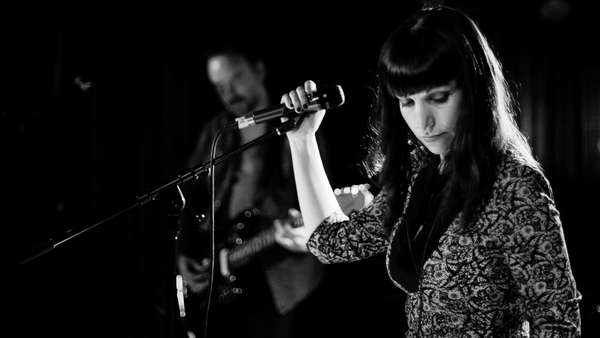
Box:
[396,80,463,161]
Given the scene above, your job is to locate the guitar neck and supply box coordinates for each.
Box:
[223,184,372,272]
[227,227,277,270]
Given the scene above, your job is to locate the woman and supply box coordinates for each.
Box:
[278,6,581,337]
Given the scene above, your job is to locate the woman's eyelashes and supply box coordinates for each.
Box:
[429,92,450,104]
[398,92,450,108]
[399,99,413,108]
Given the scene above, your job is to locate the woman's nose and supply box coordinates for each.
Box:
[415,105,434,132]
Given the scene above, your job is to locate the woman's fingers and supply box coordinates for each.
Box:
[280,80,318,112]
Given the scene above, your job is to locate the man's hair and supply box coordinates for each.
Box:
[202,30,266,67]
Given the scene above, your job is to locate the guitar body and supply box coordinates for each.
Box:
[192,207,264,310]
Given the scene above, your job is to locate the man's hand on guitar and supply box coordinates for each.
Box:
[177,254,211,294]
[273,208,311,253]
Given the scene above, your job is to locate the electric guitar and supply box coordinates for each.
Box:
[177,184,373,314]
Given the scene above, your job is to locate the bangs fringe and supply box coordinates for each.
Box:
[379,18,462,98]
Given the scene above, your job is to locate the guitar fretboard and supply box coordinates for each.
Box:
[228,227,277,270]
[224,184,372,272]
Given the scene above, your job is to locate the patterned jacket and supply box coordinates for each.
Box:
[307,145,581,337]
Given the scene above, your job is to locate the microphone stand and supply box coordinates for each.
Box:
[17,118,299,338]
[164,185,186,338]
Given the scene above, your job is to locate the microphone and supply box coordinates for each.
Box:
[225,85,345,129]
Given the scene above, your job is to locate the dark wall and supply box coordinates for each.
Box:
[4,1,598,337]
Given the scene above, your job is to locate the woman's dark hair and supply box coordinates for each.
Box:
[364,6,539,231]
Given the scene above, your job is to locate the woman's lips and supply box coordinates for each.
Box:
[420,132,446,141]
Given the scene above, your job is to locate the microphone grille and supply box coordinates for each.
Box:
[319,85,345,109]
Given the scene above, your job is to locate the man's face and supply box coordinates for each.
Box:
[207,53,266,117]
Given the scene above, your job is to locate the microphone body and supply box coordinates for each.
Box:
[226,85,344,129]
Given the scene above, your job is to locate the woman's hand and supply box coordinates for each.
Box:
[280,80,326,137]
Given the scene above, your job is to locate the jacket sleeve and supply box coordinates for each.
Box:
[307,191,390,264]
[502,168,581,337]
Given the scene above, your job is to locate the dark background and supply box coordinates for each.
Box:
[4,1,599,337]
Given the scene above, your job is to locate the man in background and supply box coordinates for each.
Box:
[175,33,325,338]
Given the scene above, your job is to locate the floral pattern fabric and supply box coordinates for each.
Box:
[307,151,581,337]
